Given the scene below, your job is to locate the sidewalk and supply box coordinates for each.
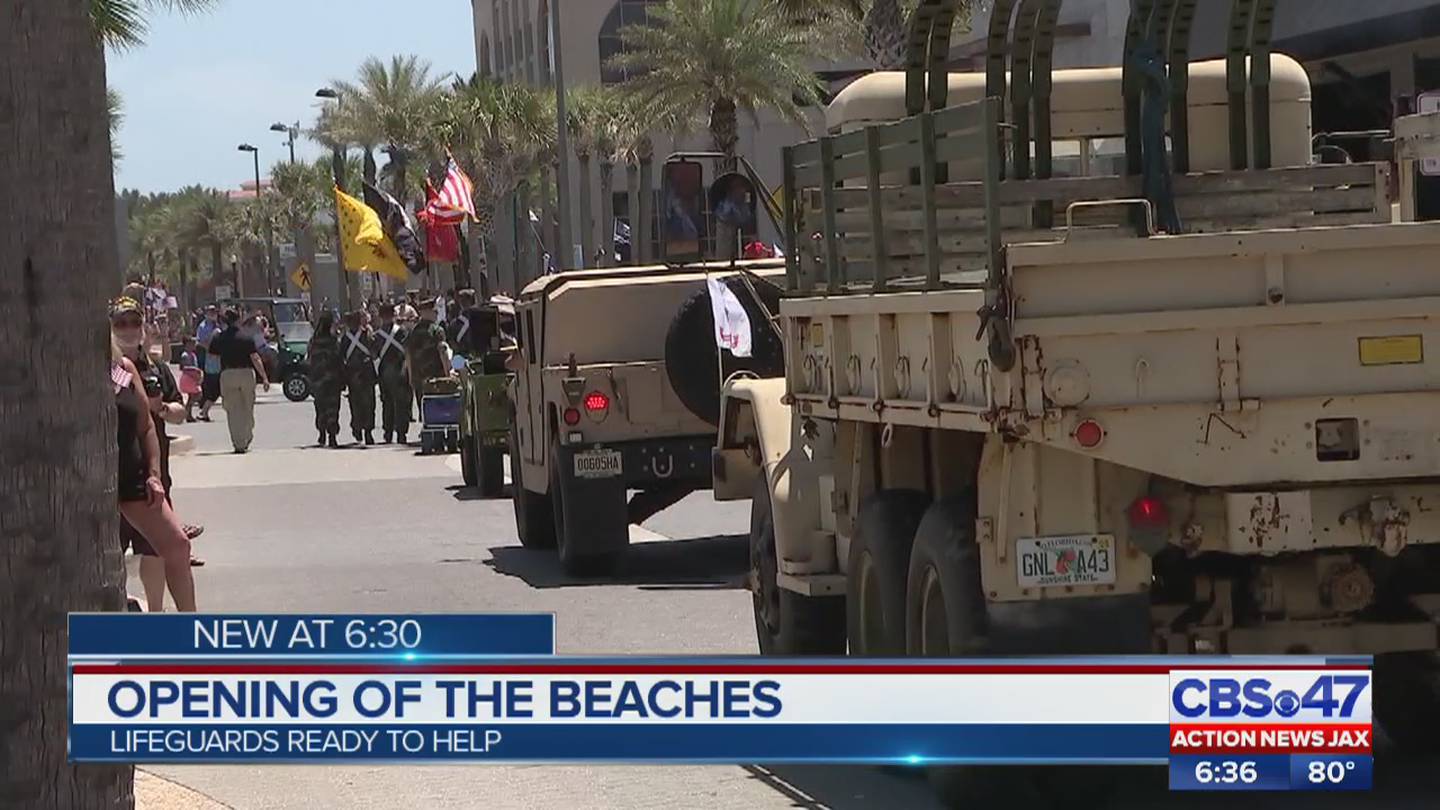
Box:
[137,769,229,810]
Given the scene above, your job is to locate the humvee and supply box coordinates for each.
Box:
[458,296,517,496]
[713,0,1440,797]
[508,259,784,575]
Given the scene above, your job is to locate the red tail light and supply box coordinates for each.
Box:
[1128,496,1168,528]
[584,391,610,413]
[563,407,581,426]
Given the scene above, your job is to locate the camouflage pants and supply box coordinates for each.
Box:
[347,374,377,432]
[379,369,411,436]
[312,381,341,435]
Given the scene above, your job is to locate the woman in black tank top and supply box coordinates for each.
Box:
[109,299,198,611]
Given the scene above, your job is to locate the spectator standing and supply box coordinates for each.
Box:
[195,305,222,421]
[111,301,198,612]
[178,337,202,422]
[209,309,270,453]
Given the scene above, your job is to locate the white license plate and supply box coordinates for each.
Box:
[1016,534,1116,588]
[573,449,622,479]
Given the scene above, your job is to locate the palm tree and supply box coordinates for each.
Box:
[4,1,213,807]
[91,0,219,49]
[611,0,826,166]
[107,88,124,163]
[329,55,446,204]
[779,0,977,70]
[422,74,554,287]
[174,190,234,293]
[566,86,615,266]
[609,0,826,255]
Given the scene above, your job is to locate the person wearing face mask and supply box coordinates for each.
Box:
[110,298,199,612]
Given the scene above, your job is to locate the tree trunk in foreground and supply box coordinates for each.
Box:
[0,2,133,809]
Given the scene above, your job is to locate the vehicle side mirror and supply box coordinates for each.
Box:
[708,172,758,232]
[661,160,707,264]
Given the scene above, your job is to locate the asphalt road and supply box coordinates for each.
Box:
[132,392,1438,809]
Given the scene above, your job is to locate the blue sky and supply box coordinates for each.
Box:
[108,0,476,193]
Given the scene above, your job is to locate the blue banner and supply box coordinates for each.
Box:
[68,614,554,658]
[70,722,1165,763]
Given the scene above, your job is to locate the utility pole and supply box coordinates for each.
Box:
[551,0,573,270]
[237,143,274,294]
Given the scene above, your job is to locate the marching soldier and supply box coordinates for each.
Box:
[307,310,343,448]
[342,310,378,445]
[374,303,412,444]
[404,296,450,413]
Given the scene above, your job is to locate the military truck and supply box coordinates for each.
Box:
[713,0,1440,792]
[508,259,784,575]
[458,296,517,496]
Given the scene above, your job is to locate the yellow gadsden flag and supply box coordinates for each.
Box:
[335,187,408,281]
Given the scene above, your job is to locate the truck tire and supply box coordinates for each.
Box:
[460,435,478,488]
[664,278,785,425]
[511,431,555,550]
[550,441,622,577]
[1374,652,1440,753]
[905,497,987,657]
[908,497,1119,809]
[750,476,845,655]
[282,372,310,402]
[847,490,929,656]
[478,447,505,498]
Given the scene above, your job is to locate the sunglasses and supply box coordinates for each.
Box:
[113,316,143,328]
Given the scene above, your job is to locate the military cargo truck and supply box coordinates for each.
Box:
[713,1,1440,796]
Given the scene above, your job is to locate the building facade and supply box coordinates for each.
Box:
[471,0,830,291]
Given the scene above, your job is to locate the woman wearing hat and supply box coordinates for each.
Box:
[111,298,198,612]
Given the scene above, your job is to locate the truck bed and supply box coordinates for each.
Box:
[783,220,1440,487]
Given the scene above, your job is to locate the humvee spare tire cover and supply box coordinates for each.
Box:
[664,276,785,425]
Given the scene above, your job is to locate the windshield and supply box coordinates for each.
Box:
[277,320,313,344]
[272,301,308,324]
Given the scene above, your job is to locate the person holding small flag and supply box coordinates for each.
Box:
[342,309,378,445]
[374,302,413,444]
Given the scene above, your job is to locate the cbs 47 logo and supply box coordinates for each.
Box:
[1171,674,1370,719]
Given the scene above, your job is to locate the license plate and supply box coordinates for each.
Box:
[573,449,622,479]
[1016,534,1116,588]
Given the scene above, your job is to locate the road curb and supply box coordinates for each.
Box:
[170,435,196,456]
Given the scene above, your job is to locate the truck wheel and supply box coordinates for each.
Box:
[459,435,478,487]
[905,497,987,657]
[847,490,929,656]
[511,431,555,550]
[550,441,622,577]
[478,447,505,498]
[750,477,845,655]
[1374,652,1440,753]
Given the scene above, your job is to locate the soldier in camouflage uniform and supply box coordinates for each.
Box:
[404,297,451,412]
[374,303,412,444]
[307,310,344,448]
[342,309,378,445]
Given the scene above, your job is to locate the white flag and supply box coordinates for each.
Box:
[706,277,752,358]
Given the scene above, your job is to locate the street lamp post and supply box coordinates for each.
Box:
[237,143,274,295]
[316,88,354,311]
[269,121,299,163]
[551,0,572,271]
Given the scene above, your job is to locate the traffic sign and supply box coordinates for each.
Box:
[291,263,312,291]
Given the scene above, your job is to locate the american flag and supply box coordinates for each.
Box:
[426,158,476,225]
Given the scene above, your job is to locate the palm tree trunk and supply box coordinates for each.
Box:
[210,242,224,295]
[864,0,909,70]
[637,154,654,264]
[710,98,740,259]
[472,204,497,294]
[577,155,594,268]
[625,160,639,266]
[599,160,615,267]
[1,2,131,806]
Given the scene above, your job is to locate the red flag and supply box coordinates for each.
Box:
[420,184,461,262]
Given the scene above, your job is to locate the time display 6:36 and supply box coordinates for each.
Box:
[1194,759,1258,784]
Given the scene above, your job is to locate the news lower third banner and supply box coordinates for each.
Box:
[67,614,1373,791]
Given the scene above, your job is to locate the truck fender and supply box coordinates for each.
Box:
[716,378,829,572]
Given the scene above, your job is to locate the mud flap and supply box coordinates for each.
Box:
[554,444,630,556]
[985,593,1152,654]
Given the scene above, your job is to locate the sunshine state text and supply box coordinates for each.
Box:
[103,677,784,721]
